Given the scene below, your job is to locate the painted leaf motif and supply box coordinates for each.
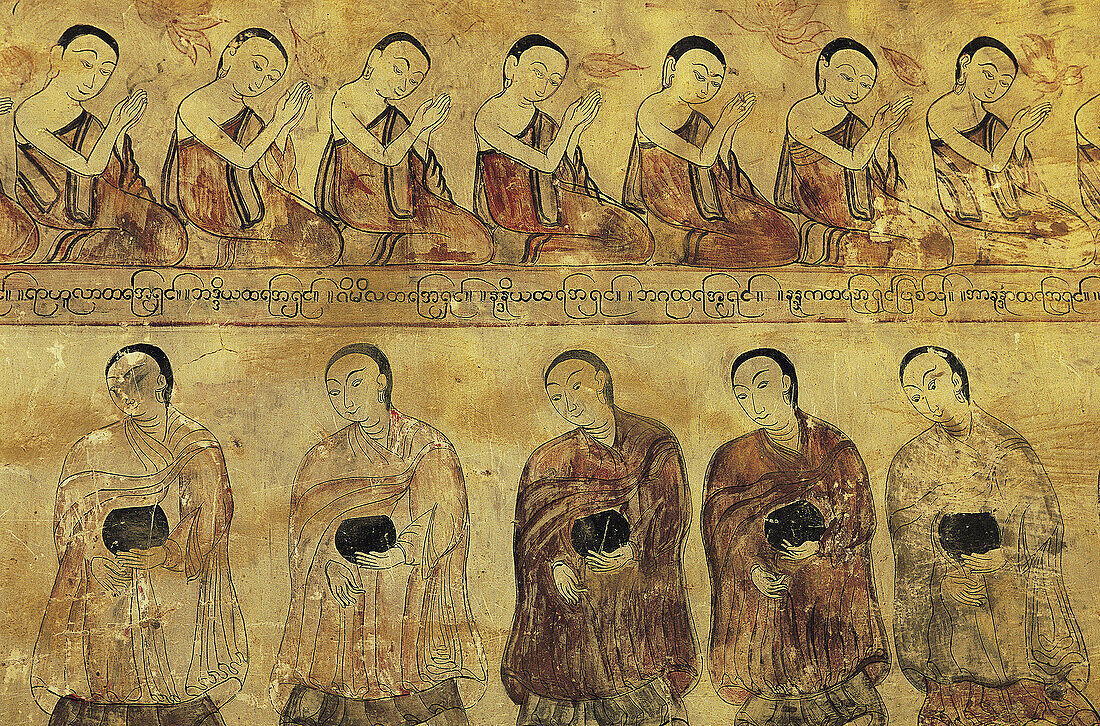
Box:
[1064,65,1086,85]
[579,52,648,79]
[288,21,330,87]
[720,9,768,34]
[880,45,927,87]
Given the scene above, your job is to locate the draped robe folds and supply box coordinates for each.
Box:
[163,107,342,268]
[31,409,248,714]
[0,187,39,263]
[474,109,654,265]
[775,112,952,269]
[1077,141,1100,224]
[887,407,1098,726]
[272,410,485,713]
[702,411,889,705]
[315,105,493,265]
[622,110,799,267]
[930,113,1094,267]
[15,111,186,265]
[502,407,698,705]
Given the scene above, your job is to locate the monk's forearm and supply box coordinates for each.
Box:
[377,126,421,167]
[228,122,284,169]
[986,129,1024,172]
[850,131,883,170]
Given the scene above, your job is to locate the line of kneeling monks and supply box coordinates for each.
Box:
[4,25,1100,269]
[28,341,1100,726]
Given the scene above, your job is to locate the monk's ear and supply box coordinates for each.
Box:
[782,375,793,404]
[376,372,387,392]
[661,57,675,88]
[951,372,964,398]
[155,374,168,403]
[48,45,63,78]
[504,54,518,85]
[366,48,381,75]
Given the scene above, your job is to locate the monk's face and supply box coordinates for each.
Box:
[52,35,117,102]
[960,46,1016,103]
[505,46,567,103]
[819,48,876,105]
[668,48,724,104]
[326,353,388,424]
[367,41,429,102]
[545,360,610,428]
[901,352,966,425]
[223,37,286,97]
[106,352,167,419]
[732,356,793,429]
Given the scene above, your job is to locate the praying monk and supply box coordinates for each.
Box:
[273,343,486,726]
[624,36,799,267]
[31,343,248,726]
[316,33,493,264]
[888,346,1098,726]
[14,25,186,265]
[702,348,890,726]
[1074,93,1100,224]
[776,38,952,269]
[0,95,39,263]
[928,37,1094,267]
[474,35,654,265]
[503,350,697,726]
[164,28,342,268]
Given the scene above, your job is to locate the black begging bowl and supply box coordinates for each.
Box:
[335,515,397,563]
[938,512,1001,557]
[764,499,826,551]
[102,504,170,555]
[571,509,630,557]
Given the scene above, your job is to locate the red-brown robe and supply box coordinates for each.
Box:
[271,409,485,713]
[502,407,697,705]
[316,105,493,265]
[0,188,39,263]
[931,113,1094,267]
[474,109,654,265]
[702,411,889,705]
[623,110,799,267]
[163,107,342,268]
[1077,141,1100,224]
[31,409,247,715]
[16,111,186,265]
[776,112,952,269]
[887,406,1097,726]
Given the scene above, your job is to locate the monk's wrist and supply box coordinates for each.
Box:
[162,540,185,571]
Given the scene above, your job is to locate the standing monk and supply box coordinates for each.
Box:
[624,36,799,267]
[0,95,39,263]
[31,344,248,726]
[888,346,1098,726]
[316,33,493,265]
[164,28,342,268]
[928,37,1094,267]
[776,37,952,269]
[702,348,890,726]
[1074,92,1100,225]
[273,344,486,726]
[474,35,654,265]
[504,350,697,726]
[14,26,186,265]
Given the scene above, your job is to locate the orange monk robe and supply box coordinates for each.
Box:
[31,409,248,717]
[163,107,342,268]
[474,109,654,265]
[623,110,799,267]
[1077,141,1100,224]
[776,112,952,269]
[16,111,186,265]
[702,411,889,710]
[932,113,1094,267]
[0,187,39,263]
[272,409,486,713]
[316,104,493,265]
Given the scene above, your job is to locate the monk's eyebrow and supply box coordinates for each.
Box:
[921,367,946,385]
[978,62,996,69]
[71,48,98,59]
[343,367,366,383]
[751,369,768,383]
[395,56,410,69]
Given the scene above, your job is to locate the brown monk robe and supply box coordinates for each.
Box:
[316,105,493,264]
[1080,141,1100,223]
[624,110,798,267]
[703,409,890,721]
[17,112,186,265]
[0,188,39,263]
[475,108,654,265]
[164,107,342,268]
[776,112,952,269]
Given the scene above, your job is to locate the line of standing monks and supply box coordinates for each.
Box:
[4,26,1100,268]
[29,341,1100,726]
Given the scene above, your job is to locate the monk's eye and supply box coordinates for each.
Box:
[757,381,767,389]
[841,73,852,81]
[694,71,704,82]
[351,379,362,387]
[100,68,110,77]
[550,394,562,402]
[711,80,721,88]
[928,380,936,390]
[328,389,340,397]
[983,70,993,80]
[394,65,403,75]
[736,393,747,400]
[572,383,581,390]
[82,60,93,69]
[534,69,544,78]
[549,78,560,87]
[860,81,871,89]
[911,395,921,404]
[253,61,262,72]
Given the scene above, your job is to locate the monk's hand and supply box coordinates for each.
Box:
[960,549,1006,574]
[941,567,986,607]
[885,95,913,132]
[326,559,363,607]
[275,81,312,130]
[750,564,789,599]
[109,89,147,133]
[563,91,601,131]
[551,561,587,605]
[115,545,167,570]
[415,94,451,135]
[1020,102,1052,133]
[779,538,820,562]
[0,97,11,115]
[90,556,130,594]
[585,543,637,573]
[354,546,407,570]
[721,92,756,129]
